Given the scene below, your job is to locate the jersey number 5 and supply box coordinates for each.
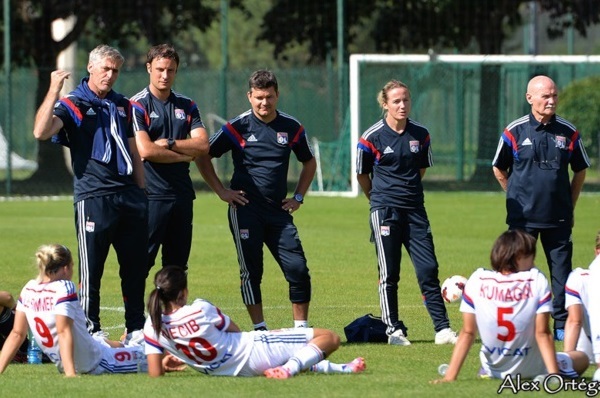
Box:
[497,307,516,342]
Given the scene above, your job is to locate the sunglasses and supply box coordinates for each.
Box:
[531,135,560,170]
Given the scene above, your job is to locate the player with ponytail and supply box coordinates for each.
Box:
[147,265,188,338]
[144,266,365,378]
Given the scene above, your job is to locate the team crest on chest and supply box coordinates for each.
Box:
[380,226,390,236]
[409,140,420,153]
[175,109,186,120]
[117,107,126,117]
[240,229,250,239]
[555,135,566,149]
[277,132,288,145]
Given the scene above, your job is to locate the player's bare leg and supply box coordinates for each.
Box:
[264,328,366,378]
[293,302,310,328]
[246,303,266,329]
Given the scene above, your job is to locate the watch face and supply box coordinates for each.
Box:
[294,193,303,203]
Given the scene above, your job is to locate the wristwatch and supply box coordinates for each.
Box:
[167,138,175,150]
[294,193,304,204]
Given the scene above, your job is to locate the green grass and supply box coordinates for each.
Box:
[1,192,599,397]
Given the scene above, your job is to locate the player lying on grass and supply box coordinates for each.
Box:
[144,266,366,378]
[0,244,185,377]
[431,230,589,383]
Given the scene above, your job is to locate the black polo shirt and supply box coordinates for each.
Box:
[209,110,314,207]
[356,118,432,210]
[492,113,590,228]
[131,87,205,200]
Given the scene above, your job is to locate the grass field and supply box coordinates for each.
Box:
[1,191,599,397]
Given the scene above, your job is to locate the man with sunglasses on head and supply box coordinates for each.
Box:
[492,74,591,342]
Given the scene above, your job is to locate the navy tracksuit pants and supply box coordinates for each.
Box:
[370,206,450,336]
[75,188,148,334]
[510,225,572,331]
[227,201,311,306]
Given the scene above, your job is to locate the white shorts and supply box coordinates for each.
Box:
[478,351,579,379]
[88,343,146,375]
[237,328,314,377]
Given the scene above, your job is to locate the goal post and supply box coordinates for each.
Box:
[203,54,600,198]
[349,53,600,193]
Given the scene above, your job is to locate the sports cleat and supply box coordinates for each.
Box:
[346,357,366,373]
[477,366,491,379]
[264,366,292,379]
[92,330,110,340]
[435,328,458,345]
[254,326,268,331]
[122,330,144,347]
[388,329,411,346]
[554,329,564,341]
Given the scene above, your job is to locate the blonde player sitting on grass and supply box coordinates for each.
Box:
[0,244,184,377]
[431,230,588,383]
[563,231,600,364]
[143,266,366,378]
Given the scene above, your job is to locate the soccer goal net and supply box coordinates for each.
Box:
[349,54,600,195]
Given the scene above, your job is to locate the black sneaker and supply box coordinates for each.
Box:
[254,326,268,331]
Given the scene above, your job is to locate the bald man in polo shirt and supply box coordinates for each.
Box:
[492,75,590,341]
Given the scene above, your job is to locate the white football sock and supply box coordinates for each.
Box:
[310,360,350,373]
[253,321,267,330]
[294,320,309,328]
[283,343,324,375]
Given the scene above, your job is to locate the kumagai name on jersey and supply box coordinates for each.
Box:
[478,281,534,302]
[460,267,553,378]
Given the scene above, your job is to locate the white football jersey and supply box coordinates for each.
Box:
[586,256,600,363]
[17,279,102,373]
[144,298,254,376]
[565,267,594,360]
[460,267,552,379]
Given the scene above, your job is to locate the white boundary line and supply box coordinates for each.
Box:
[0,195,72,202]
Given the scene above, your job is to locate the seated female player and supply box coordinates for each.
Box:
[431,230,588,382]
